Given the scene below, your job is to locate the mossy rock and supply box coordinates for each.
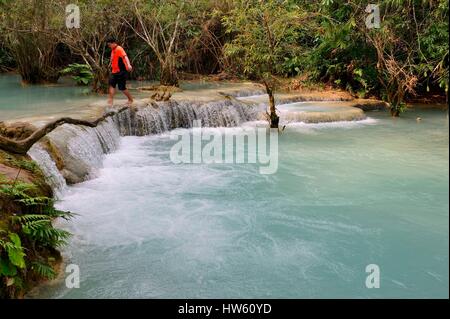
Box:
[0,121,37,140]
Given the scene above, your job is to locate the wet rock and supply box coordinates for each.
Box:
[350,100,389,111]
[61,168,85,185]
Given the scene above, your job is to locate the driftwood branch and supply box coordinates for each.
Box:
[0,107,130,155]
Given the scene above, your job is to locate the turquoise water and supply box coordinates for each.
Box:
[0,74,101,121]
[33,108,448,298]
[0,74,252,121]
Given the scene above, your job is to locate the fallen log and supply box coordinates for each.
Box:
[0,106,130,155]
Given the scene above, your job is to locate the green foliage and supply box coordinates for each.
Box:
[0,0,61,83]
[0,45,15,72]
[282,56,304,77]
[0,232,26,270]
[61,64,94,86]
[57,0,128,93]
[223,0,308,81]
[125,41,158,81]
[0,254,18,277]
[0,180,37,200]
[13,214,71,248]
[417,0,449,93]
[128,0,211,85]
[389,102,408,115]
[302,0,449,114]
[30,260,56,280]
[0,180,72,297]
[307,1,377,97]
[0,0,448,109]
[0,231,26,292]
[1,180,68,218]
[222,0,312,126]
[2,156,41,173]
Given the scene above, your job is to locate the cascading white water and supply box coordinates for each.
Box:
[27,99,258,193]
[27,143,67,198]
[134,100,256,135]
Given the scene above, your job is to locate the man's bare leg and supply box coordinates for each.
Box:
[108,86,115,106]
[122,89,134,105]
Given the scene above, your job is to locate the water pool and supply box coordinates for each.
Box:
[0,74,101,121]
[0,74,261,121]
[31,107,448,299]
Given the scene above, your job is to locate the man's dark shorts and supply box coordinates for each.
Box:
[109,71,128,91]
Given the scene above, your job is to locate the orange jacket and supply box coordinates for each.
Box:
[111,46,128,74]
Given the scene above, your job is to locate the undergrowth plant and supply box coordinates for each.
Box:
[0,180,73,298]
[61,63,94,86]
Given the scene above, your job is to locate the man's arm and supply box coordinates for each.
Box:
[123,54,132,72]
[118,47,132,72]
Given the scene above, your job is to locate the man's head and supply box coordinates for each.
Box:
[106,37,118,49]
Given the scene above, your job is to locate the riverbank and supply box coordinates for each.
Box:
[1,81,383,127]
[0,150,64,298]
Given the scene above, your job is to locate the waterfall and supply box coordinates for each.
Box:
[27,99,258,193]
[226,88,266,98]
[27,143,67,198]
[133,99,256,135]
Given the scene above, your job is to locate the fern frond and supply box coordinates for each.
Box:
[31,261,56,280]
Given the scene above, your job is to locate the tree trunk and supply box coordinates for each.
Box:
[19,68,59,85]
[92,68,109,94]
[387,84,404,117]
[264,82,279,129]
[390,108,400,117]
[11,33,59,84]
[160,60,179,87]
[0,107,130,155]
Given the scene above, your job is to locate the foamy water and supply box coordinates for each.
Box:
[33,109,449,298]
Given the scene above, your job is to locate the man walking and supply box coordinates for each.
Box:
[107,37,133,106]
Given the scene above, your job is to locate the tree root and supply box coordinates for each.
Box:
[0,106,130,155]
[150,88,172,101]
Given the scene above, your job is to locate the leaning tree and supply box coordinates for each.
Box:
[222,0,307,128]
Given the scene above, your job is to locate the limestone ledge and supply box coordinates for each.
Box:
[1,87,386,129]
